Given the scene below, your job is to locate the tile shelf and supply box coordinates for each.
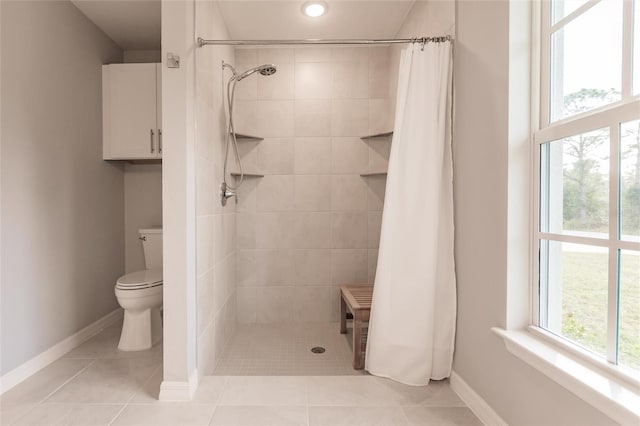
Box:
[360,131,392,175]
[230,172,264,178]
[233,132,264,141]
[360,131,393,139]
[360,171,388,177]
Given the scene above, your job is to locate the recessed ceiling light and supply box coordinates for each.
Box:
[302,1,327,17]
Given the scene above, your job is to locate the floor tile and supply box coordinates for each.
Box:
[372,379,465,407]
[308,406,408,426]
[307,376,463,408]
[7,403,70,426]
[0,403,36,425]
[61,326,121,359]
[128,371,227,405]
[419,381,466,407]
[307,376,401,406]
[402,407,482,426]
[111,404,215,426]
[191,377,228,405]
[218,377,308,406]
[45,358,160,404]
[209,406,308,426]
[214,323,363,376]
[0,321,478,426]
[8,403,123,426]
[127,367,163,403]
[0,359,93,404]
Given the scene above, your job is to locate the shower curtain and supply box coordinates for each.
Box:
[365,41,455,386]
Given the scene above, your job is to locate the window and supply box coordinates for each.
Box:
[536,0,640,377]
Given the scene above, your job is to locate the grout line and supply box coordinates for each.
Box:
[208,404,220,425]
[125,364,162,404]
[305,375,311,426]
[8,358,100,426]
[107,403,128,426]
[400,405,413,425]
[4,404,38,426]
[37,358,98,404]
[214,376,229,406]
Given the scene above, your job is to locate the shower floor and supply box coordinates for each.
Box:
[213,322,368,376]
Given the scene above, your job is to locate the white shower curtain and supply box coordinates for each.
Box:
[365,41,455,386]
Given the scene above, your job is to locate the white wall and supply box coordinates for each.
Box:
[451,1,616,424]
[124,50,161,63]
[0,0,4,384]
[159,0,198,399]
[0,0,124,375]
[159,0,238,394]
[124,164,163,272]
[194,0,237,375]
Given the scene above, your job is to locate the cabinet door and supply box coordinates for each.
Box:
[103,64,157,159]
[155,64,162,158]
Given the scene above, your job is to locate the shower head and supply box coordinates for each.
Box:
[235,64,277,81]
[258,64,277,76]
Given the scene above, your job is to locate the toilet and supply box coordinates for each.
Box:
[114,228,163,351]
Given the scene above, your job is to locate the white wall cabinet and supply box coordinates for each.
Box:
[102,63,162,160]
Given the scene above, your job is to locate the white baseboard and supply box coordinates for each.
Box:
[159,368,199,401]
[0,308,123,395]
[450,371,507,426]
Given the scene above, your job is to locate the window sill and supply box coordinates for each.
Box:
[492,327,640,425]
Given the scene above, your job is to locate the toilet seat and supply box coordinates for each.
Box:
[116,268,163,291]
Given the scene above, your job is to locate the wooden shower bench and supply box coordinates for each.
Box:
[340,285,374,370]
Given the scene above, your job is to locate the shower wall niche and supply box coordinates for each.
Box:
[232,46,394,324]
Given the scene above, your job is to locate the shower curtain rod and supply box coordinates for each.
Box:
[196,35,451,47]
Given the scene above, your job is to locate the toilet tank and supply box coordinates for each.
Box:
[139,228,163,270]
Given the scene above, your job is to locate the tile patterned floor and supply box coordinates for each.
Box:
[0,321,482,425]
[213,323,366,376]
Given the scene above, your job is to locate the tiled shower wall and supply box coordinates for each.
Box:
[194,0,237,374]
[233,46,393,323]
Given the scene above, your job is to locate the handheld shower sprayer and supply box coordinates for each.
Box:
[220,61,277,206]
[236,64,277,81]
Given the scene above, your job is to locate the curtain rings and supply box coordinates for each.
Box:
[411,35,451,50]
[410,37,430,51]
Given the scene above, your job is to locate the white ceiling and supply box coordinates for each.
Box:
[218,1,415,40]
[71,0,161,50]
[70,0,415,50]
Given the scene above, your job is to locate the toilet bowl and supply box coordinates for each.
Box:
[114,228,163,351]
[115,269,163,351]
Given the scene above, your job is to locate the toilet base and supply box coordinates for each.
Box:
[118,307,162,351]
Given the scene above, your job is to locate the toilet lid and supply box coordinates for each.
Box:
[116,269,163,290]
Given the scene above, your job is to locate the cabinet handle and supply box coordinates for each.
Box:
[150,129,155,153]
[158,129,162,153]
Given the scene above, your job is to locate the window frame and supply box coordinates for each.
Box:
[532,0,640,380]
[539,0,637,128]
[494,3,640,422]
